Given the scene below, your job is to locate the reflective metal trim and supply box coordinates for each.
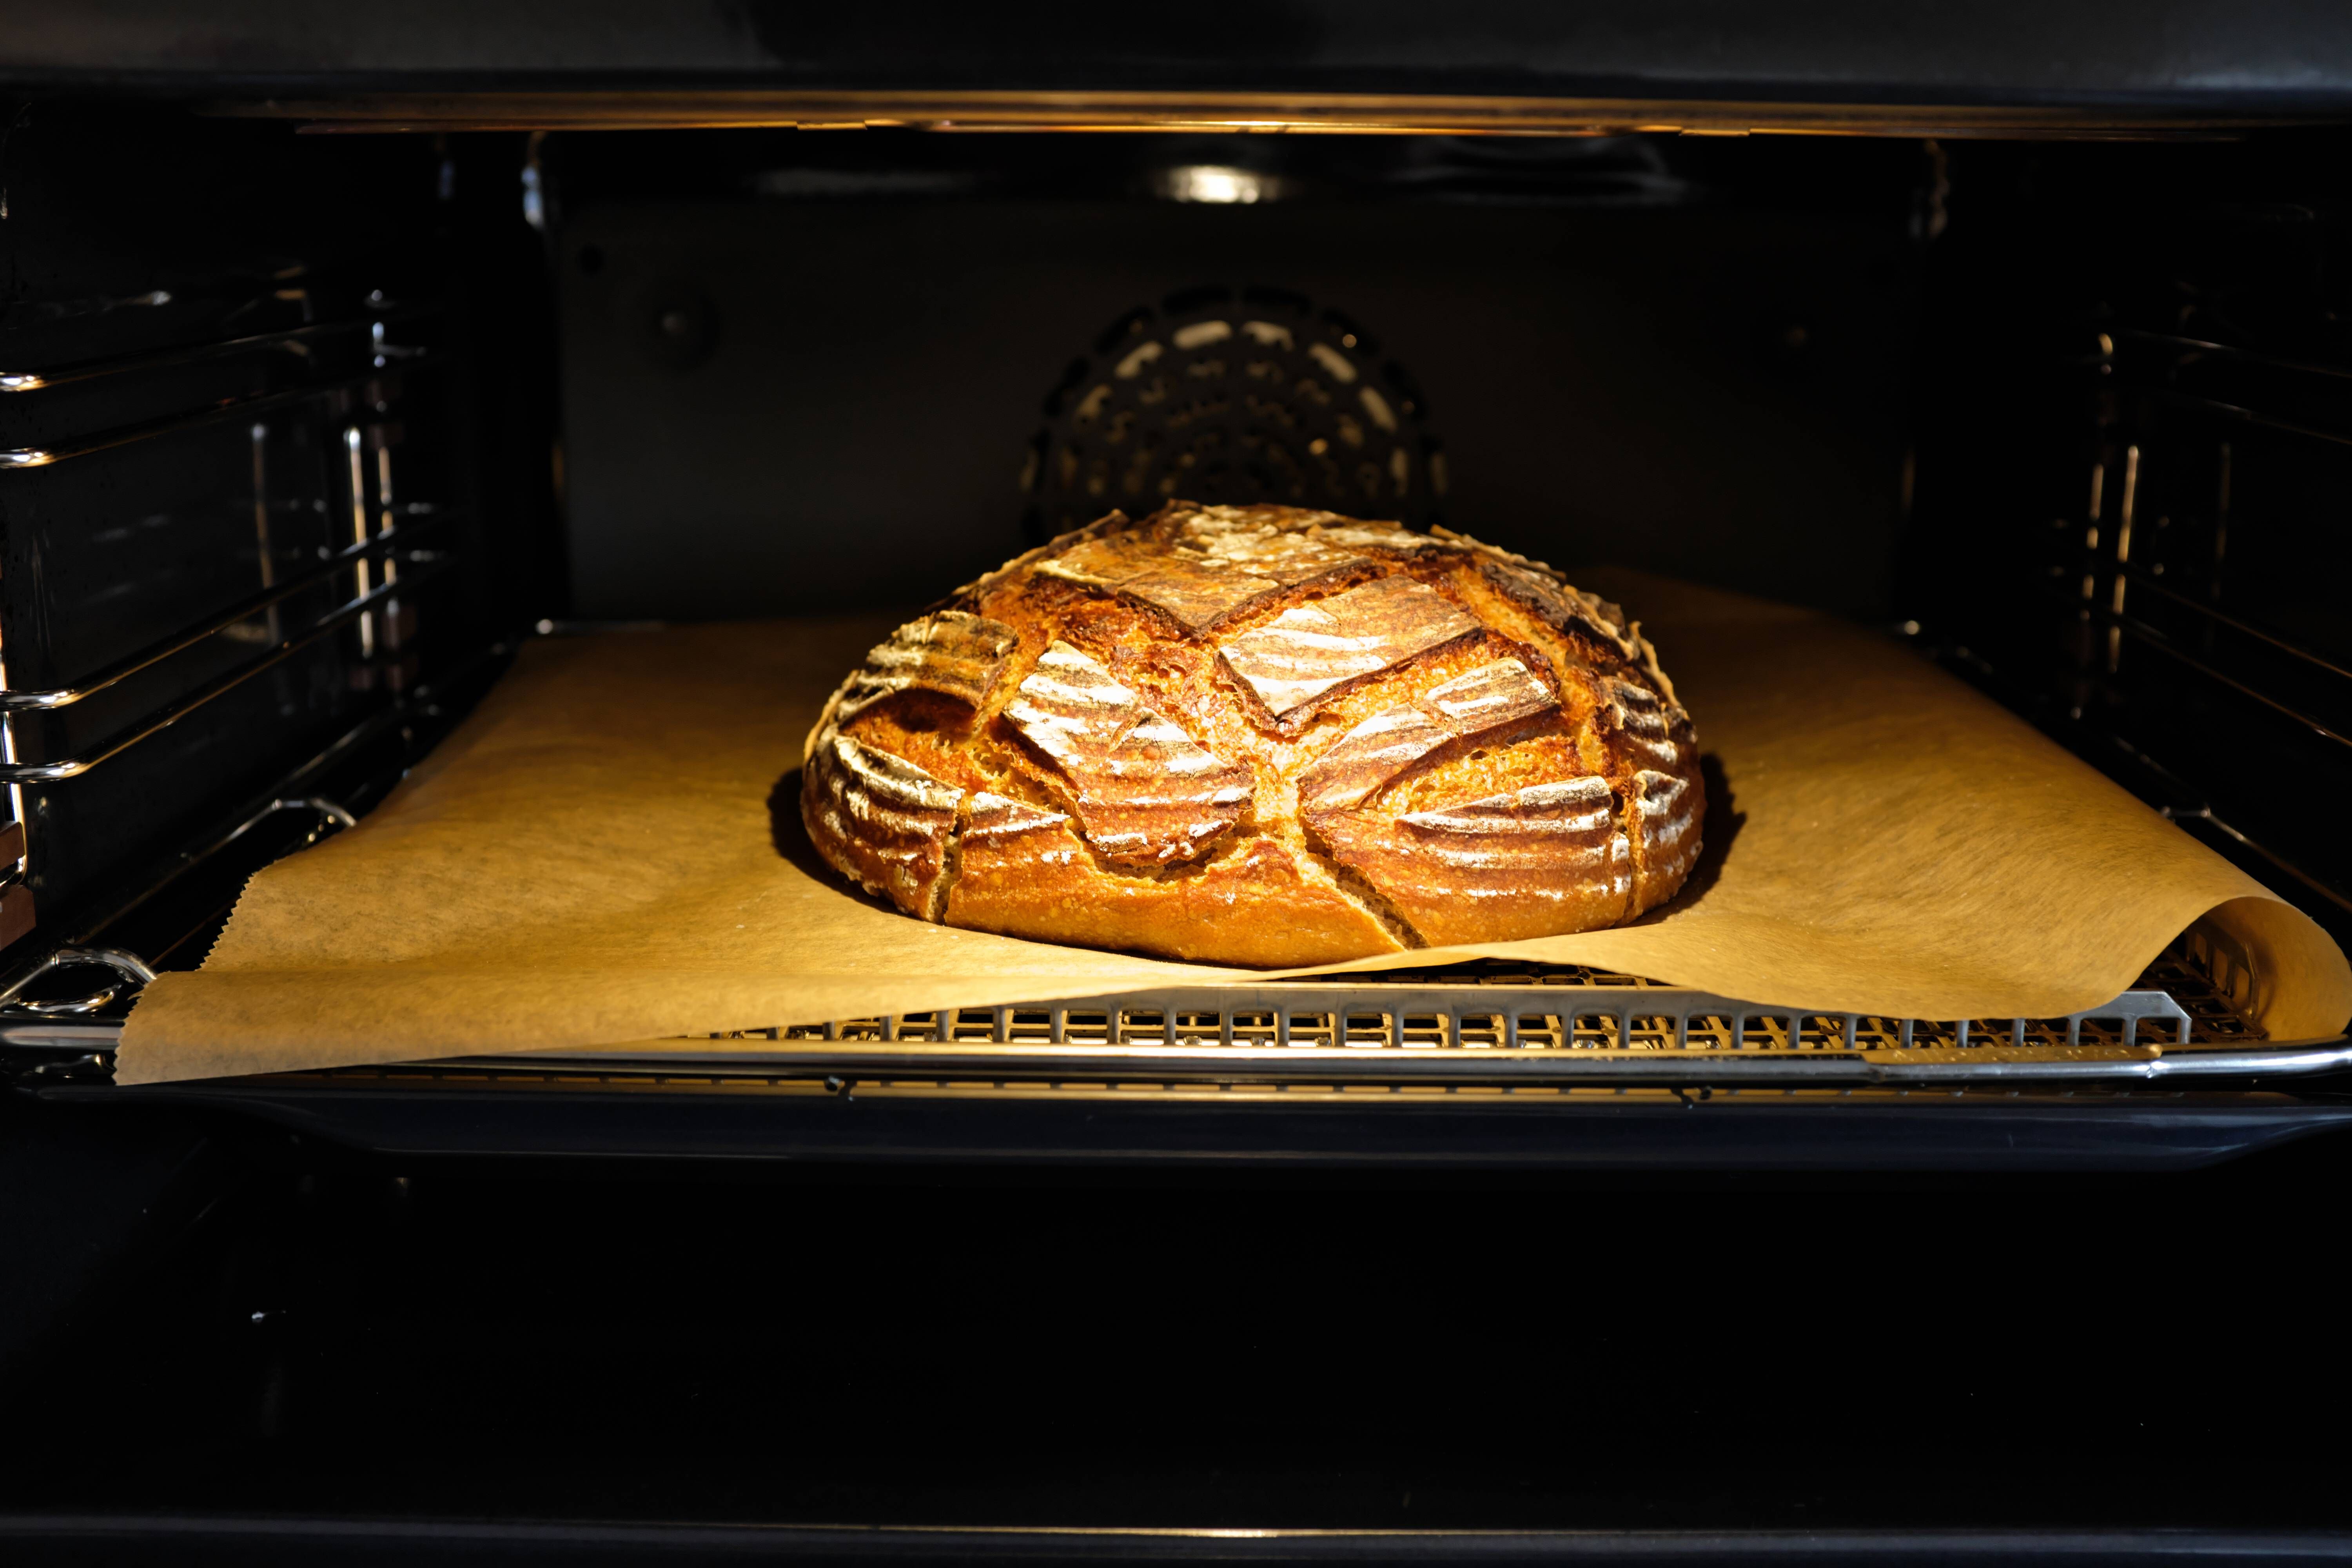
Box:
[0,310,434,394]
[0,553,454,783]
[0,361,430,471]
[204,90,2352,138]
[0,948,158,1018]
[0,518,448,711]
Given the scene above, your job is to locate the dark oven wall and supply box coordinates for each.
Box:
[550,132,1929,624]
[0,103,560,972]
[1909,131,2352,949]
[7,111,2349,977]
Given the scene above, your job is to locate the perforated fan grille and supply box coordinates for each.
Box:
[1024,286,1445,538]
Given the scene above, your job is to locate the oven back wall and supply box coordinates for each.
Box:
[557,183,1919,621]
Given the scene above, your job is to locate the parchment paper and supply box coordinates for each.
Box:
[115,570,2352,1083]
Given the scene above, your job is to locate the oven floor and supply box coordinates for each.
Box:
[3,1089,2350,1551]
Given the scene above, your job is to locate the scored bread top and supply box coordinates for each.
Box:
[801,502,1702,966]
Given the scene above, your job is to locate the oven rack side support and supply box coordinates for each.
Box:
[0,636,519,1045]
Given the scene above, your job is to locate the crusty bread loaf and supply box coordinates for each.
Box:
[802,503,1702,965]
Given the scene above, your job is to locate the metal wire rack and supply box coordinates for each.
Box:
[488,933,2351,1089]
[2026,326,2352,928]
[759,954,2227,1053]
[8,933,2337,1095]
[1,283,465,977]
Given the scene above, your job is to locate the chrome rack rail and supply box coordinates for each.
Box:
[0,549,457,784]
[0,949,158,1020]
[1,305,454,784]
[10,946,2347,1089]
[0,309,436,396]
[0,510,449,716]
[511,964,2349,1088]
[2029,327,2352,930]
[0,638,519,1056]
[0,295,471,1029]
[0,359,437,472]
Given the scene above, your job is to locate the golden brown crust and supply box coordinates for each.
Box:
[801,502,1704,965]
[1296,659,1556,815]
[1308,776,1632,946]
[831,611,1018,728]
[1217,574,1485,723]
[944,796,1403,965]
[805,732,965,920]
[1002,641,1254,867]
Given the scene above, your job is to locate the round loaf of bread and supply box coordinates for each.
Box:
[801,503,1702,966]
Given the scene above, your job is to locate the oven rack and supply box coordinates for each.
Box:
[7,937,2344,1091]
[488,949,2338,1089]
[1985,326,2352,933]
[97,942,2316,1092]
[0,628,521,1029]
[0,300,447,791]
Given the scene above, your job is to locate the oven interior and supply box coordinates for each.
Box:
[2,105,2350,1105]
[5,93,2352,1549]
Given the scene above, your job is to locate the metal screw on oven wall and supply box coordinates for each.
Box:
[638,281,718,371]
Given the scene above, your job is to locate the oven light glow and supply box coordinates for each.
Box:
[1158,165,1273,204]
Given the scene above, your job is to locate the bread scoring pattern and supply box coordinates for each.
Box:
[1294,659,1555,814]
[1004,642,1254,867]
[804,733,966,920]
[1310,774,1633,945]
[802,502,1703,965]
[1217,575,1484,721]
[826,610,1017,726]
[1038,524,1367,632]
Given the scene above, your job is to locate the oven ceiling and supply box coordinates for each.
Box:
[5,1,2352,132]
